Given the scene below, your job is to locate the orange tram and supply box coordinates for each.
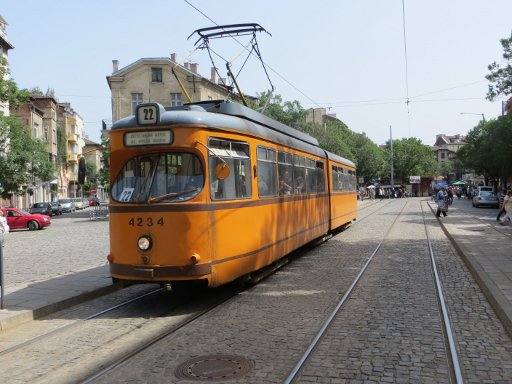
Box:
[107,100,357,289]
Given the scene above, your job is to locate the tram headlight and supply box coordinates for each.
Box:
[137,236,152,251]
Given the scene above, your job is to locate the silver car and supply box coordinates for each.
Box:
[58,198,76,213]
[472,191,499,208]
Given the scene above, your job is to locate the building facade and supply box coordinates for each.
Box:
[106,53,232,122]
[432,134,466,162]
[0,15,14,117]
[57,102,85,198]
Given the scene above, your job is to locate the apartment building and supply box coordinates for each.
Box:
[432,134,466,162]
[106,53,232,122]
[0,15,14,117]
[57,102,85,198]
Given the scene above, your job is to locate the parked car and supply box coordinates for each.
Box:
[50,201,63,216]
[72,198,85,210]
[472,191,499,208]
[58,198,76,213]
[88,196,101,206]
[29,202,53,216]
[0,207,51,230]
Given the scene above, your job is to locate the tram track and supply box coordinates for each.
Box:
[0,283,244,383]
[285,198,465,383]
[0,287,163,357]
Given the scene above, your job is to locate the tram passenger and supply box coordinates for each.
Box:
[258,175,269,195]
[279,171,293,195]
[295,176,305,194]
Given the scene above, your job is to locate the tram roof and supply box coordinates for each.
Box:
[112,100,355,167]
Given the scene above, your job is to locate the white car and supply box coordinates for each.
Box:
[58,198,76,213]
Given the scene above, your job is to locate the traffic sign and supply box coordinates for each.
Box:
[89,187,97,195]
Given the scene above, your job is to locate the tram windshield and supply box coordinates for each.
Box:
[111,153,203,203]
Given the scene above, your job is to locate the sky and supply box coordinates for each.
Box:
[2,0,511,146]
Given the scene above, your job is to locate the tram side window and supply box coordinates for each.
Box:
[293,155,306,194]
[278,151,293,195]
[306,158,316,193]
[315,161,325,192]
[349,170,357,191]
[257,146,277,197]
[331,166,338,192]
[209,138,252,200]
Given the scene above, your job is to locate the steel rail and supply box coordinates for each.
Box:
[79,286,244,384]
[284,200,408,383]
[0,288,162,357]
[421,201,465,384]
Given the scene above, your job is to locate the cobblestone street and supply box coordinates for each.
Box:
[1,210,109,292]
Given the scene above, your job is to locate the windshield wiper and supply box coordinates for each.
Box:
[147,188,199,204]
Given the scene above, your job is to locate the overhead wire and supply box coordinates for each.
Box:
[402,0,411,136]
[183,0,322,108]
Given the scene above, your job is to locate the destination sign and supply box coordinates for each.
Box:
[124,130,173,146]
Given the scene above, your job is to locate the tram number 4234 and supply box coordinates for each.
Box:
[128,217,165,227]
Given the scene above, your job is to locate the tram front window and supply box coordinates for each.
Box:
[111,153,204,203]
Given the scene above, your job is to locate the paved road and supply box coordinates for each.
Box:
[1,208,109,293]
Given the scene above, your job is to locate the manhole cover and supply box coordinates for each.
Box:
[175,355,253,381]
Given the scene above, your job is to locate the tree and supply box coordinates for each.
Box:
[0,57,30,109]
[0,116,54,192]
[486,32,512,101]
[387,138,437,183]
[458,115,512,188]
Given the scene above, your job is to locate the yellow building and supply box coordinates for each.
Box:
[106,53,232,122]
[57,102,85,198]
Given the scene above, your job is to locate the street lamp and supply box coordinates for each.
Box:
[460,112,485,122]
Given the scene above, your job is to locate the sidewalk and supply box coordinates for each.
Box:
[430,199,512,336]
[1,198,511,336]
[0,264,116,331]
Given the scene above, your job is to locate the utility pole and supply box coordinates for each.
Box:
[390,125,394,190]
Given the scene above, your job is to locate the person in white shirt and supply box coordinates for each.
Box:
[0,209,9,246]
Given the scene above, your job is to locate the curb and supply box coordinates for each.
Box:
[427,202,512,337]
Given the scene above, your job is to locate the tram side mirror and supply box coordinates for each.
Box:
[78,157,86,184]
[215,163,230,180]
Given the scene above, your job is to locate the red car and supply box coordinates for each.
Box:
[0,207,51,231]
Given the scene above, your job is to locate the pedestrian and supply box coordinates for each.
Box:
[499,190,512,225]
[0,209,9,247]
[447,188,454,205]
[496,190,506,221]
[379,186,384,201]
[436,187,448,217]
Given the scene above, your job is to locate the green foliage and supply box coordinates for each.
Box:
[98,134,111,190]
[56,125,67,169]
[0,57,30,109]
[486,31,512,101]
[385,137,437,182]
[458,115,512,185]
[0,116,55,192]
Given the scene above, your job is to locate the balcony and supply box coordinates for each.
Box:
[67,153,78,163]
[67,133,78,142]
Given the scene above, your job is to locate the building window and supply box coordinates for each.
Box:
[131,93,143,114]
[171,93,183,107]
[151,68,163,82]
[33,122,39,139]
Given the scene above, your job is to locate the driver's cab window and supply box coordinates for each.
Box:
[111,152,204,203]
[209,138,252,200]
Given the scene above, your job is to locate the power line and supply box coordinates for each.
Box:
[402,0,411,135]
